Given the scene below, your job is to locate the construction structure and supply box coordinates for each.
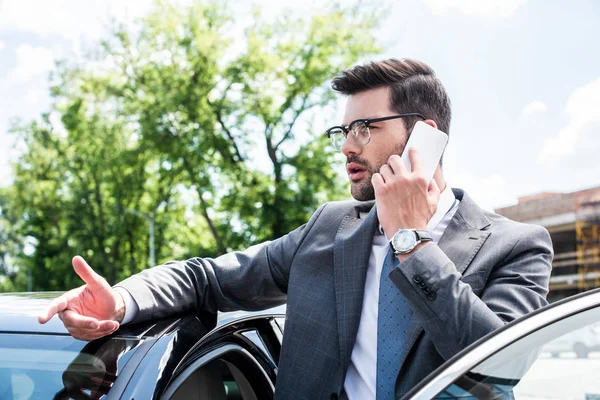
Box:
[495,185,600,302]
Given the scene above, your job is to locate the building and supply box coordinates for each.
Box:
[495,186,600,302]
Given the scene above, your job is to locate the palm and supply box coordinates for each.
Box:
[38,256,122,340]
[69,284,116,321]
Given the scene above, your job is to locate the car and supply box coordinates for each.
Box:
[541,322,600,358]
[0,292,285,399]
[4,287,600,400]
[403,287,600,399]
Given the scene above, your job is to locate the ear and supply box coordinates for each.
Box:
[423,119,438,129]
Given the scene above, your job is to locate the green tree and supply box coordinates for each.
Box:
[0,0,381,291]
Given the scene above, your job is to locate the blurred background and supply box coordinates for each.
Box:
[0,0,598,299]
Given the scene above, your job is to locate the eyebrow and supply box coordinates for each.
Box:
[341,116,381,126]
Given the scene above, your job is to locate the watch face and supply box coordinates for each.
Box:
[392,230,417,252]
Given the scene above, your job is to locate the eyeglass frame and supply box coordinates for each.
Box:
[325,113,427,150]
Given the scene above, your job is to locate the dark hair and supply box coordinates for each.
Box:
[331,58,452,135]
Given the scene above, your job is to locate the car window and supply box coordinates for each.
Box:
[166,345,273,400]
[430,306,600,399]
[171,358,256,400]
[0,334,141,400]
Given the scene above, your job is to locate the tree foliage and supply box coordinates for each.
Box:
[0,0,381,291]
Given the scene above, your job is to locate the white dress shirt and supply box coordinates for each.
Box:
[117,187,460,399]
[343,187,459,399]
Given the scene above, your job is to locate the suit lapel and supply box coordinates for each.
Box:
[397,189,492,370]
[334,201,378,370]
[437,189,492,275]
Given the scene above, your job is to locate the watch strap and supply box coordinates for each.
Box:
[415,229,433,242]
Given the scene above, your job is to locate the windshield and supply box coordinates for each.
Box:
[0,333,141,400]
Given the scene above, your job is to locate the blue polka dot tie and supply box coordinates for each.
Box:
[376,249,413,399]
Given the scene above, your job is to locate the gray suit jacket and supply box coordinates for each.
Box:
[118,189,553,399]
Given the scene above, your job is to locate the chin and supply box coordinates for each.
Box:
[350,183,375,202]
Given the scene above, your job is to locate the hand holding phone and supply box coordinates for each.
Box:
[372,121,448,238]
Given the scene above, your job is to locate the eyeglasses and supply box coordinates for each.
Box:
[325,113,426,150]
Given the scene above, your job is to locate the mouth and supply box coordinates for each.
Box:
[346,162,367,181]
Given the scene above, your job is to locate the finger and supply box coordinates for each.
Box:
[68,329,114,342]
[67,323,119,341]
[379,164,393,183]
[38,294,69,324]
[408,148,424,176]
[97,320,120,331]
[73,256,109,289]
[428,179,442,202]
[59,309,101,330]
[428,178,439,192]
[371,173,385,191]
[61,316,119,332]
[79,320,119,332]
[387,154,407,176]
[67,324,118,338]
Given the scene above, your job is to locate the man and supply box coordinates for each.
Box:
[39,59,553,399]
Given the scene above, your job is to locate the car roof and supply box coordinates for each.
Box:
[0,292,286,337]
[0,292,71,334]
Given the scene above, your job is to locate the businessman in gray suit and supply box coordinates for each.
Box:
[39,58,553,399]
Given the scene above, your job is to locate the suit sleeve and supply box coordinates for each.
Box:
[115,203,328,323]
[388,223,553,360]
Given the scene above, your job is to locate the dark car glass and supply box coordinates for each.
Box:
[0,333,141,400]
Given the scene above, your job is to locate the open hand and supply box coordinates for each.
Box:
[372,148,441,239]
[38,256,125,341]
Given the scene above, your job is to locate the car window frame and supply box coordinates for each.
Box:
[161,343,275,400]
[403,287,600,399]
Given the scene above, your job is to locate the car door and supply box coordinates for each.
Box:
[161,315,283,400]
[403,288,600,399]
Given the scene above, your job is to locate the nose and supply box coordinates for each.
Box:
[340,134,362,157]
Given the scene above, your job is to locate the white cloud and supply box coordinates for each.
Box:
[0,0,77,39]
[448,173,517,211]
[0,0,167,40]
[538,78,600,163]
[9,44,54,82]
[422,0,527,17]
[0,40,5,50]
[521,100,547,117]
[24,88,47,104]
[576,167,600,186]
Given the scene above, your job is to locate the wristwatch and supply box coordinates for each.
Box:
[390,229,433,255]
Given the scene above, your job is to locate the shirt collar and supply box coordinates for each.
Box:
[377,185,457,236]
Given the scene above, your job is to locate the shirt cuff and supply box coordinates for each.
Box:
[114,287,139,325]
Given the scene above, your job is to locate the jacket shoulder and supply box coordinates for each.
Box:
[484,208,549,234]
[481,208,553,254]
[454,188,551,249]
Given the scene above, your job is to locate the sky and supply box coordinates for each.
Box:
[0,0,599,212]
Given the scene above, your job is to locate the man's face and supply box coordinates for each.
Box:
[341,87,409,201]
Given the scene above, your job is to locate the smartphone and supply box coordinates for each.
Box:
[401,121,449,181]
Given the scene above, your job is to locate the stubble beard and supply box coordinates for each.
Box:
[349,142,405,202]
[350,171,376,201]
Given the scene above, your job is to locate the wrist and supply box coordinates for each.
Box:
[396,241,431,262]
[384,223,428,239]
[112,288,127,323]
